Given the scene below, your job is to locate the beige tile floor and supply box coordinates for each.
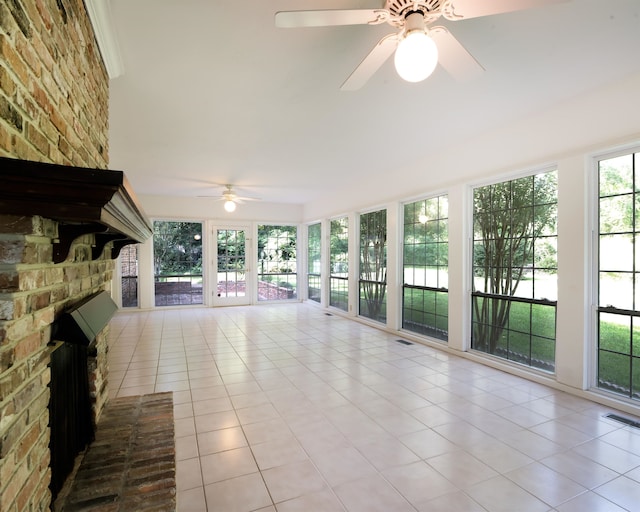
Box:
[107,304,640,512]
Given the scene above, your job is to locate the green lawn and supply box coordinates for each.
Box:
[402,288,449,341]
[472,296,556,372]
[598,316,640,398]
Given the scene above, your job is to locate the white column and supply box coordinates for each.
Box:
[137,236,155,309]
[447,183,471,352]
[348,212,359,317]
[321,219,331,307]
[111,251,123,307]
[386,203,401,330]
[555,155,591,389]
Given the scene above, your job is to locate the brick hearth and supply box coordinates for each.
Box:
[56,393,176,512]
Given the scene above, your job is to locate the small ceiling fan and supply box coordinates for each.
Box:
[199,185,260,212]
[275,0,568,90]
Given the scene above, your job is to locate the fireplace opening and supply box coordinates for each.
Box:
[48,291,118,501]
[48,342,93,501]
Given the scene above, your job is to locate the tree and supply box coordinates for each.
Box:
[308,223,321,273]
[217,229,245,271]
[330,217,349,274]
[257,225,297,275]
[404,197,448,269]
[472,172,557,354]
[153,221,202,276]
[599,155,634,234]
[360,209,387,321]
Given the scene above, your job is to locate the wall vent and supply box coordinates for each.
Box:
[605,413,640,429]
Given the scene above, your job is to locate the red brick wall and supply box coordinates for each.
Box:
[0,0,109,164]
[0,1,112,510]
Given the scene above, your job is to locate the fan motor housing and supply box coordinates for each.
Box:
[385,0,444,19]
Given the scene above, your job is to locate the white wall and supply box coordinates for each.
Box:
[303,71,640,220]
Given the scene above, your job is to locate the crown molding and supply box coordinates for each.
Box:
[85,0,124,79]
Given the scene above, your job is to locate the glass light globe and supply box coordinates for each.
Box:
[394,31,438,83]
[224,200,236,212]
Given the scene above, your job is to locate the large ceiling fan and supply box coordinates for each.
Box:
[275,0,568,90]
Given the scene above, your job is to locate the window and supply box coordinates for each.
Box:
[330,217,349,311]
[359,209,387,323]
[597,150,640,400]
[472,171,557,371]
[153,221,203,306]
[403,195,448,340]
[257,225,297,301]
[307,223,321,303]
[120,244,138,307]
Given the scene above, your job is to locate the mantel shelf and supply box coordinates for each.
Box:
[0,156,152,262]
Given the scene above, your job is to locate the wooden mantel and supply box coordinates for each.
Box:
[0,156,152,262]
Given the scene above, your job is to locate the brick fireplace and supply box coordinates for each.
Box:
[0,2,150,510]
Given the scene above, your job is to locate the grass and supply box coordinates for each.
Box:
[598,316,640,398]
[402,289,557,356]
[471,296,556,372]
[403,288,449,340]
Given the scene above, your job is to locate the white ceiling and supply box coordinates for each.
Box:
[107,0,640,206]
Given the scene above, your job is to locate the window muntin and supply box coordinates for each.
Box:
[471,171,558,371]
[403,195,449,340]
[257,225,297,301]
[359,209,387,323]
[330,217,349,311]
[153,221,203,306]
[597,151,640,400]
[307,223,321,303]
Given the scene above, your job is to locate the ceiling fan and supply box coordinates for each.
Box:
[275,0,568,90]
[199,185,260,212]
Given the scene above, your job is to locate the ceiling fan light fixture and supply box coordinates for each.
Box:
[394,29,438,83]
[224,199,236,212]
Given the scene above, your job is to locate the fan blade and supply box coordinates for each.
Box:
[275,9,389,28]
[444,0,569,20]
[196,194,260,202]
[341,33,399,91]
[430,26,483,81]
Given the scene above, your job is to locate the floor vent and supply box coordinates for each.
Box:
[606,413,640,429]
[396,339,413,346]
[325,313,333,316]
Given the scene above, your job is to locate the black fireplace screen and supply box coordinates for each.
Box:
[49,342,93,500]
[48,291,118,501]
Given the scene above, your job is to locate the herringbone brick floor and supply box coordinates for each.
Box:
[56,393,175,511]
